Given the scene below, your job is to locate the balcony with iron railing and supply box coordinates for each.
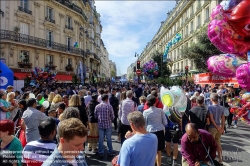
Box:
[45,17,55,24]
[0,29,85,56]
[18,6,32,15]
[55,0,88,21]
[65,25,73,31]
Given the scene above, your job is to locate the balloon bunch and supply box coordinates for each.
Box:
[29,67,58,86]
[73,42,79,48]
[163,33,182,62]
[207,0,250,90]
[142,60,159,79]
[160,86,187,124]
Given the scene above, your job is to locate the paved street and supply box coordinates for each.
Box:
[85,122,250,166]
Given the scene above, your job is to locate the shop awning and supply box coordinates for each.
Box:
[55,74,72,82]
[14,73,29,79]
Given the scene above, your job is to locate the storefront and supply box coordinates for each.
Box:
[194,73,239,88]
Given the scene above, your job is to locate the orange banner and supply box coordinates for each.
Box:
[194,73,239,88]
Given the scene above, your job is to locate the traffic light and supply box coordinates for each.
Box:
[137,61,140,69]
[133,66,136,72]
[185,66,189,74]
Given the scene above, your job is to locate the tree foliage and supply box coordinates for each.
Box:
[181,27,222,72]
[152,51,172,78]
[111,69,116,78]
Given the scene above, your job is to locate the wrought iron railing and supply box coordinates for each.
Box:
[0,29,85,56]
[18,6,32,15]
[55,0,88,21]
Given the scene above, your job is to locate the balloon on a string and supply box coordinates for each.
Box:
[29,93,35,99]
[42,101,50,109]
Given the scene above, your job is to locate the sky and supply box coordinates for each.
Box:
[95,1,176,76]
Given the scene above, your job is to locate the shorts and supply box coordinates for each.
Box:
[208,127,221,147]
[165,127,181,144]
[151,130,165,151]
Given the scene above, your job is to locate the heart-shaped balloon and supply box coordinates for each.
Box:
[236,63,250,90]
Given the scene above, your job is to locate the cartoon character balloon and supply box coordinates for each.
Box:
[207,54,247,77]
[207,0,250,90]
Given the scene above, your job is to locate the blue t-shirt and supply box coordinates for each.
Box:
[137,104,144,113]
[118,133,157,166]
[208,104,224,128]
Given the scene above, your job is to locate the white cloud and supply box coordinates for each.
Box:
[95,1,176,75]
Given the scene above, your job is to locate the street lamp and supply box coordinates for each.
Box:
[134,52,140,84]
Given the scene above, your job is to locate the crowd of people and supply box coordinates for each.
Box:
[0,83,247,166]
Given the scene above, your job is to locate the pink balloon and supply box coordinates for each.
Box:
[207,54,247,77]
[236,63,250,90]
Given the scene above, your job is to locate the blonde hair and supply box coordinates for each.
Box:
[48,92,55,103]
[58,118,87,141]
[68,94,82,107]
[7,92,15,102]
[139,96,147,103]
[52,94,62,103]
[120,92,126,101]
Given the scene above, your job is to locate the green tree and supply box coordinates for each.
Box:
[152,51,172,78]
[181,26,222,72]
[111,69,116,78]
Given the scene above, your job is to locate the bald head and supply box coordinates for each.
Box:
[185,123,199,143]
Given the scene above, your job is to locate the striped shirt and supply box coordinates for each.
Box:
[22,140,56,166]
[94,101,114,129]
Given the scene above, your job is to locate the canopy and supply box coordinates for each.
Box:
[0,61,14,91]
[194,73,239,88]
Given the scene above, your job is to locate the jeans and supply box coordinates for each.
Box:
[98,126,113,154]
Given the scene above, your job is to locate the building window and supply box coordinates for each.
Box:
[191,21,193,31]
[186,59,188,66]
[190,4,194,15]
[46,55,53,65]
[47,31,53,47]
[186,26,188,35]
[20,0,28,9]
[67,37,71,51]
[205,7,210,19]
[197,15,201,27]
[67,58,72,65]
[20,50,29,63]
[20,22,29,35]
[46,7,53,19]
[66,16,72,27]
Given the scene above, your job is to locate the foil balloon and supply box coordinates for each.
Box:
[207,3,249,54]
[236,63,250,90]
[29,93,35,99]
[207,54,247,77]
[169,107,182,124]
[226,0,250,53]
[42,101,50,109]
[160,86,187,112]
